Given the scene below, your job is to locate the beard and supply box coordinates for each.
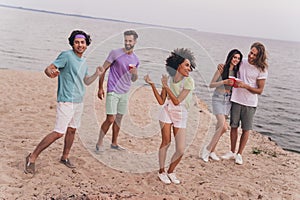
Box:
[125,44,134,51]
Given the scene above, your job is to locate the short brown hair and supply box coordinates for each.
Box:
[124,30,138,40]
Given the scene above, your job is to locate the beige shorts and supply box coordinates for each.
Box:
[159,101,188,128]
[53,102,84,134]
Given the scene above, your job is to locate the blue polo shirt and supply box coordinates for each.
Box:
[53,50,88,103]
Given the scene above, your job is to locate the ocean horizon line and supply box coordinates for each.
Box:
[0,4,197,31]
[1,4,299,44]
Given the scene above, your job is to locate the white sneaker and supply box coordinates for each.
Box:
[221,151,236,160]
[201,146,210,162]
[158,172,171,184]
[209,152,220,161]
[167,173,180,184]
[235,153,243,165]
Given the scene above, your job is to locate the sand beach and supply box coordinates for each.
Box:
[0,69,299,199]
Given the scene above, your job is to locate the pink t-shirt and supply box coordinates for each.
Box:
[106,48,139,94]
[231,58,268,107]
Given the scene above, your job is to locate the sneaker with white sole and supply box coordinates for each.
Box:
[235,153,243,165]
[201,146,210,162]
[96,144,105,153]
[221,151,236,160]
[110,144,126,151]
[158,172,171,184]
[209,152,220,161]
[167,173,180,184]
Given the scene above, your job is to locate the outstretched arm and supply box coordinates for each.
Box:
[84,66,104,86]
[144,74,166,105]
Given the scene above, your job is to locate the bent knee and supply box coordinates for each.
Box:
[222,124,228,133]
[106,116,116,124]
[67,127,76,134]
[160,142,171,149]
[53,131,64,138]
[176,146,185,155]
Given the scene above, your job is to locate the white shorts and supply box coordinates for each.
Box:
[53,102,84,134]
[158,101,188,128]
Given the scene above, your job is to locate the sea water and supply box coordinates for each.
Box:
[0,6,299,153]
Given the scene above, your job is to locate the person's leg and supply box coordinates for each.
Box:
[111,113,123,146]
[61,127,76,160]
[230,127,238,153]
[237,105,255,155]
[29,131,64,163]
[207,114,227,152]
[237,129,250,154]
[229,102,241,153]
[158,122,172,173]
[96,115,115,146]
[111,92,128,146]
[167,127,185,174]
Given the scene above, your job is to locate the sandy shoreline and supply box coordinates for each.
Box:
[0,69,299,199]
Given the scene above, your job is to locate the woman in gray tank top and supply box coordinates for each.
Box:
[201,49,243,162]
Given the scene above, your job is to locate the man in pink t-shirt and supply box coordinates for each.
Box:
[221,42,268,165]
[96,30,139,152]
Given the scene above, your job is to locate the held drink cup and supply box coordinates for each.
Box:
[228,76,236,86]
[128,64,135,70]
[233,78,240,88]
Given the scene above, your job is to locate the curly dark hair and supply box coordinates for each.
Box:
[68,30,91,46]
[165,48,196,77]
[221,49,243,80]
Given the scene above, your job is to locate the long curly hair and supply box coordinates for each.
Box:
[165,48,196,77]
[221,49,243,80]
[251,42,268,72]
[68,30,91,46]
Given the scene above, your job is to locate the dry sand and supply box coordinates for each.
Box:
[0,69,299,199]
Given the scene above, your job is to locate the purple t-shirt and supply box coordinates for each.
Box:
[106,48,139,93]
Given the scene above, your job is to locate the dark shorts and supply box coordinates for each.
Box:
[230,102,256,131]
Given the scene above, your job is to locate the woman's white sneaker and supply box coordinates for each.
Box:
[209,152,220,161]
[167,173,180,184]
[158,172,171,184]
[201,146,210,162]
[235,153,243,165]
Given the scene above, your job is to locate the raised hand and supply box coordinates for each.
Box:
[144,74,154,85]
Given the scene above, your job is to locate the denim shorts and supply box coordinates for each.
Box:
[212,91,232,116]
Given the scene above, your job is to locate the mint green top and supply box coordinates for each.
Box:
[169,76,195,109]
[53,50,89,103]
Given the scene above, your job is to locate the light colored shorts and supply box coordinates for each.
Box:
[106,92,129,115]
[230,102,256,131]
[212,91,232,116]
[54,102,84,134]
[159,101,188,128]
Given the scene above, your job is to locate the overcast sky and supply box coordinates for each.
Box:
[0,0,299,42]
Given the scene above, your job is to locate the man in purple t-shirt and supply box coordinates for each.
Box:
[96,30,139,151]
